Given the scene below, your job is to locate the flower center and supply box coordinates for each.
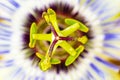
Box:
[29,8,89,71]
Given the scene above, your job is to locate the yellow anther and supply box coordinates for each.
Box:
[29,22,37,48]
[65,18,89,33]
[78,36,88,44]
[29,8,89,71]
[65,45,84,66]
[42,12,50,24]
[36,52,44,59]
[39,54,51,71]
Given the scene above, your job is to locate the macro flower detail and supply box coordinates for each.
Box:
[29,8,89,71]
[0,0,120,80]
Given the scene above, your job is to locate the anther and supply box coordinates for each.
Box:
[29,8,89,71]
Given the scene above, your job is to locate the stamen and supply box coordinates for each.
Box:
[29,22,37,48]
[42,8,60,32]
[29,8,89,71]
[65,45,84,66]
[39,53,51,71]
[33,34,52,41]
[65,18,89,32]
[36,52,44,59]
[78,36,88,44]
[58,41,76,56]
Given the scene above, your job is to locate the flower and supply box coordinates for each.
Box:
[29,8,88,71]
[0,0,120,80]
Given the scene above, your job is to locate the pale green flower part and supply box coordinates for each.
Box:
[57,41,76,56]
[33,34,52,41]
[29,8,89,71]
[39,53,51,71]
[36,53,61,65]
[37,9,79,57]
[42,8,60,32]
[29,22,37,48]
[36,52,61,71]
[64,18,89,33]
[65,45,84,66]
[61,23,80,37]
[78,36,88,44]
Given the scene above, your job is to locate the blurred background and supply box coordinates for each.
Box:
[0,0,120,80]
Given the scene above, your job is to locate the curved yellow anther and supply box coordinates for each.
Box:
[78,36,88,44]
[39,54,51,71]
[42,12,50,24]
[65,45,84,66]
[65,18,89,33]
[29,8,89,71]
[29,22,37,48]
